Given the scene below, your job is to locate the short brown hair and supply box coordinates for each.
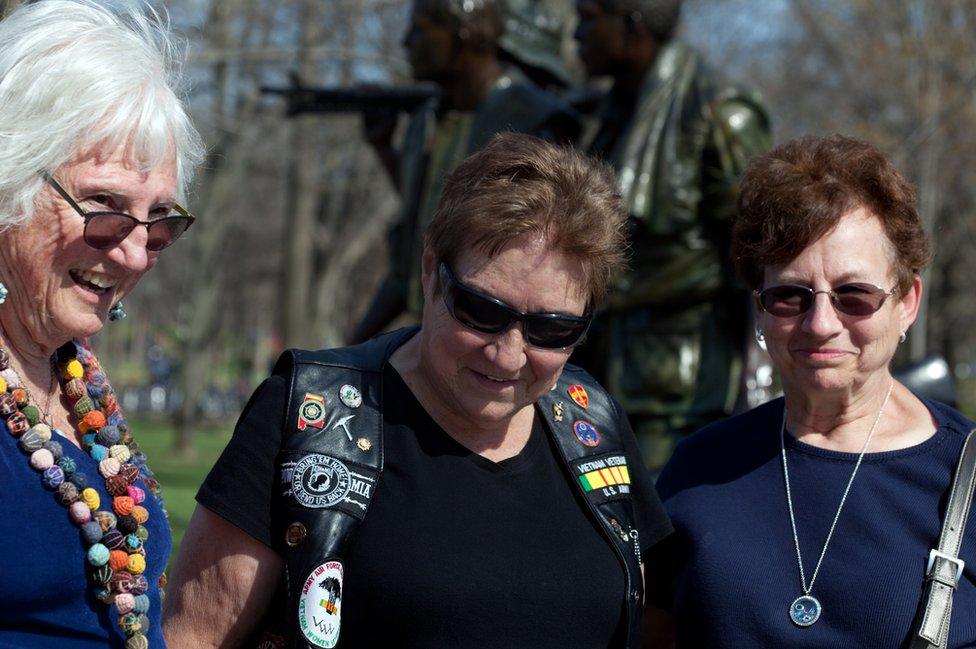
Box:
[425,132,627,304]
[732,134,932,293]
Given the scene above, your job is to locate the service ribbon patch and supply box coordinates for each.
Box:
[572,453,632,504]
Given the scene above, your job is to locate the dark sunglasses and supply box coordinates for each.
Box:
[438,262,592,350]
[755,283,899,318]
[43,173,195,252]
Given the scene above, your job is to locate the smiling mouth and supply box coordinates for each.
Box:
[473,370,518,385]
[69,269,117,295]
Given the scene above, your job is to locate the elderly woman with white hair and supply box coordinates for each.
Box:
[0,1,203,647]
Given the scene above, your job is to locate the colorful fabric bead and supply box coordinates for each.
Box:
[119,613,142,637]
[116,515,137,535]
[57,456,77,476]
[81,487,101,510]
[21,404,40,426]
[135,525,149,542]
[64,359,84,379]
[93,510,116,532]
[119,464,140,484]
[107,474,129,496]
[124,534,142,552]
[87,543,110,566]
[90,444,109,461]
[91,564,113,585]
[69,500,92,524]
[125,634,149,649]
[112,570,134,594]
[108,550,129,571]
[102,529,125,550]
[126,553,146,575]
[11,388,28,406]
[82,432,97,447]
[80,520,103,545]
[130,505,149,525]
[42,465,64,489]
[57,481,80,506]
[8,411,30,437]
[94,587,114,604]
[0,367,17,386]
[69,471,88,490]
[0,376,6,392]
[126,485,145,504]
[115,592,136,614]
[29,448,54,470]
[0,392,15,416]
[129,574,148,595]
[109,445,131,463]
[64,377,87,401]
[132,594,150,615]
[30,423,52,443]
[99,457,121,477]
[79,410,106,433]
[97,425,120,446]
[73,395,95,417]
[113,496,134,516]
[43,439,63,461]
[137,614,150,632]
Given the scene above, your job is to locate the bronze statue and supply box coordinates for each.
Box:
[351,0,579,343]
[572,0,773,470]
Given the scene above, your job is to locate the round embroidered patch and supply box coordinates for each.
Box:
[299,560,343,648]
[291,454,351,508]
[573,419,600,447]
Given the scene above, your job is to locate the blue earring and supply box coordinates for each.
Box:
[0,282,7,304]
[108,301,127,322]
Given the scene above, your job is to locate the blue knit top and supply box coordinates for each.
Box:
[649,396,976,648]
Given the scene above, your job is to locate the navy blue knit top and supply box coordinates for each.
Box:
[649,396,976,648]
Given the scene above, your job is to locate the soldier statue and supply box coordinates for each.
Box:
[572,0,773,470]
[350,0,579,344]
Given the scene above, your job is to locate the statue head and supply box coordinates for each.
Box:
[405,0,506,81]
[600,0,681,42]
[499,0,575,87]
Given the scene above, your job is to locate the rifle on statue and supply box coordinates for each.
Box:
[261,74,440,116]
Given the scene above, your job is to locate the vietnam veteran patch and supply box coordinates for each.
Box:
[572,453,631,503]
[297,393,326,431]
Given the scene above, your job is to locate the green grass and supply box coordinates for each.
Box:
[131,418,233,569]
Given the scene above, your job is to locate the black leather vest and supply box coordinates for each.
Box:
[257,328,644,648]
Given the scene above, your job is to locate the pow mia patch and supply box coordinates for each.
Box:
[282,454,378,520]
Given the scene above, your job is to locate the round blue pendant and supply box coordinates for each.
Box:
[790,594,821,627]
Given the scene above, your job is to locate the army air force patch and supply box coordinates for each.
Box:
[300,560,343,648]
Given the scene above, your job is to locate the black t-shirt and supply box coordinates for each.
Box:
[198,364,672,648]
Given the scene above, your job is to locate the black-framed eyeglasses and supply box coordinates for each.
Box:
[755,283,899,318]
[438,262,592,350]
[43,173,195,252]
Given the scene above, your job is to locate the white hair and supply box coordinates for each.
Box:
[0,0,205,228]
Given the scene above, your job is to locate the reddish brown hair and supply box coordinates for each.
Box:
[424,132,627,304]
[732,134,932,293]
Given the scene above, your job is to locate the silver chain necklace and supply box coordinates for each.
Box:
[780,383,893,627]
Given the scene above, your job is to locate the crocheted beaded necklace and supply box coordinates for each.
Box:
[0,338,165,649]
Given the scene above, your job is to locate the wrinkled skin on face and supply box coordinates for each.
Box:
[759,208,921,400]
[0,144,178,353]
[408,233,588,446]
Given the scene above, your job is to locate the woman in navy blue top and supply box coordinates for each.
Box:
[0,1,203,646]
[646,134,976,648]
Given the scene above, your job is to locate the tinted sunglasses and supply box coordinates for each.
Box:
[44,173,195,252]
[439,262,592,350]
[755,283,899,318]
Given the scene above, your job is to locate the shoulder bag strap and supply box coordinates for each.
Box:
[912,428,976,649]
